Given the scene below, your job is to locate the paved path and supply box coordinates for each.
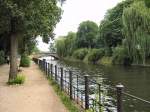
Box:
[0,62,68,112]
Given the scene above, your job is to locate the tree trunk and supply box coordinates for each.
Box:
[9,33,18,81]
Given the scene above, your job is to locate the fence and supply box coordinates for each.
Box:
[33,58,150,112]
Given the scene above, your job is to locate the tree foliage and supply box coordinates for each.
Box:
[0,0,63,80]
[123,1,150,65]
[55,32,76,57]
[97,0,133,49]
[76,21,98,48]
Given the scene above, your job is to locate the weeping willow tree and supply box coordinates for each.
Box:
[55,37,66,57]
[122,1,150,65]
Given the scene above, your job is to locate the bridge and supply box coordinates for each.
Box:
[33,52,59,60]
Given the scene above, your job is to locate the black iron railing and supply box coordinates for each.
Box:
[33,58,150,112]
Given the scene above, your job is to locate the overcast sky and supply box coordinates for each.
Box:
[37,0,121,51]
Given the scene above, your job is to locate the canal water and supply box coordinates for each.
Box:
[42,56,150,112]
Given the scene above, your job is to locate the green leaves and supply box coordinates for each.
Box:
[55,32,76,57]
[122,1,150,65]
[97,0,133,49]
[76,21,98,48]
[0,0,62,41]
[145,0,150,8]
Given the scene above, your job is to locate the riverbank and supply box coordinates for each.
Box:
[63,56,150,67]
[63,56,113,66]
[0,62,68,112]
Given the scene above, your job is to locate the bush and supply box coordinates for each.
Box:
[72,48,88,60]
[8,75,25,85]
[99,57,113,65]
[20,54,31,67]
[85,49,104,64]
[0,50,5,65]
[112,46,131,65]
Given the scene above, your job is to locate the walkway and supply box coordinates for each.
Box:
[0,62,68,112]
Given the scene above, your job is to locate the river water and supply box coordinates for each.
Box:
[42,56,150,112]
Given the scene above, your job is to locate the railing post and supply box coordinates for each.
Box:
[48,63,50,77]
[50,64,53,78]
[60,67,63,91]
[77,75,79,104]
[55,65,57,81]
[69,70,73,100]
[116,84,124,112]
[98,84,101,111]
[39,60,41,68]
[84,75,89,110]
[45,62,47,75]
[43,59,46,71]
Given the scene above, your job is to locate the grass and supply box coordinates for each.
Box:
[48,78,81,112]
[7,74,25,85]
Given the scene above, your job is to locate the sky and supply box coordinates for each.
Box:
[37,0,121,51]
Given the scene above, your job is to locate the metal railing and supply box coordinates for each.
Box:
[33,58,150,112]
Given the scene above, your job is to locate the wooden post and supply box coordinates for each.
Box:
[60,67,63,91]
[116,84,124,112]
[84,75,89,109]
[69,71,73,100]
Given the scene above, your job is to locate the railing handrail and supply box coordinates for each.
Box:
[32,58,150,112]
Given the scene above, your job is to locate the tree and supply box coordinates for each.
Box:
[64,32,76,56]
[97,0,133,49]
[75,21,98,48]
[55,32,76,57]
[0,0,63,81]
[49,42,56,53]
[144,0,150,8]
[122,1,150,65]
[55,37,66,57]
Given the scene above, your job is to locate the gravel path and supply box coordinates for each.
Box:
[0,62,68,112]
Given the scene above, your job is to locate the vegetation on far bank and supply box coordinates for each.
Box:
[54,0,150,66]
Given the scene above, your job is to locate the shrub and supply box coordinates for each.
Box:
[72,48,88,60]
[112,46,131,65]
[20,54,31,67]
[85,49,104,64]
[99,57,113,65]
[0,50,5,65]
[7,75,25,85]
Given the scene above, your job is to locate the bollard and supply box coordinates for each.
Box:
[55,65,57,81]
[69,71,73,100]
[60,67,63,91]
[84,75,89,110]
[116,84,124,112]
